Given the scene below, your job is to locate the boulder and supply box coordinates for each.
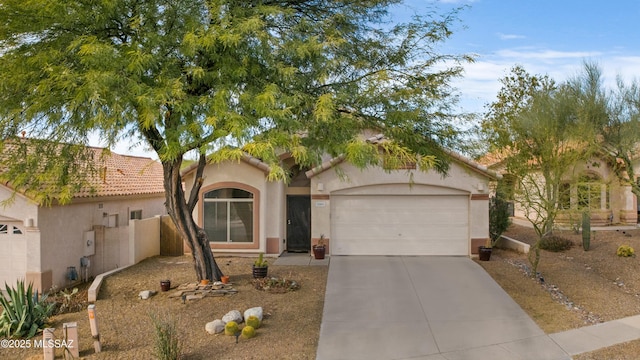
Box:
[138,290,156,300]
[222,310,243,324]
[244,307,263,322]
[205,319,225,334]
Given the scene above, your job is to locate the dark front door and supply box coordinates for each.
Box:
[287,195,311,252]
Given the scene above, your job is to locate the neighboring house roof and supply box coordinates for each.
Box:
[0,139,165,201]
[76,147,165,198]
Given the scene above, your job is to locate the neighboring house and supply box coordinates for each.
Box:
[0,145,166,292]
[484,153,638,227]
[181,133,499,257]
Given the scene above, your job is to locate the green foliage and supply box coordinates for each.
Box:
[0,280,55,339]
[241,325,256,339]
[582,212,591,251]
[617,245,635,257]
[0,0,472,282]
[246,315,261,329]
[538,236,574,252]
[224,321,239,336]
[489,193,511,246]
[150,312,181,360]
[254,253,268,268]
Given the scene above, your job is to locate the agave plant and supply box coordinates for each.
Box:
[0,280,55,338]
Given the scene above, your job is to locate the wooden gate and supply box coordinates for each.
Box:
[160,215,184,256]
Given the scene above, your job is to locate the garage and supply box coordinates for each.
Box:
[331,194,469,256]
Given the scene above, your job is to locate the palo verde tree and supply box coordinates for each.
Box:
[0,1,471,281]
[482,66,591,275]
[568,62,640,199]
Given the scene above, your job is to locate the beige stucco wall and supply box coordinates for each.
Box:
[0,190,165,292]
[130,216,161,264]
[184,161,272,254]
[309,161,492,255]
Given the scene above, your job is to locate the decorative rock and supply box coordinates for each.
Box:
[205,319,226,334]
[222,310,243,324]
[244,307,263,322]
[138,290,157,300]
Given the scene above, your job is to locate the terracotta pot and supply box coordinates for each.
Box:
[160,280,171,292]
[313,245,326,260]
[221,275,230,284]
[478,246,492,261]
[200,279,210,286]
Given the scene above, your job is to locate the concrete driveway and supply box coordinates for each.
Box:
[316,256,571,360]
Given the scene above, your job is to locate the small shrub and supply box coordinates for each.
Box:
[224,321,239,336]
[150,312,181,360]
[0,280,55,338]
[242,325,256,339]
[538,236,573,252]
[246,315,261,329]
[617,245,635,257]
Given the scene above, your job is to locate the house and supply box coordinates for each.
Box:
[0,145,166,292]
[484,152,638,227]
[181,134,499,257]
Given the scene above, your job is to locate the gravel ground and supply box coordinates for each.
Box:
[0,255,327,360]
[479,224,640,359]
[5,224,640,359]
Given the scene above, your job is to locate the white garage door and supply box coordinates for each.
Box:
[331,195,469,255]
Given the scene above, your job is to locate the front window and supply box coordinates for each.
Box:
[203,188,254,242]
[577,174,606,210]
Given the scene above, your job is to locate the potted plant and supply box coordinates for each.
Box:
[252,253,268,278]
[480,193,512,261]
[313,234,326,260]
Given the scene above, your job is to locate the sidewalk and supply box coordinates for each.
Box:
[550,315,640,357]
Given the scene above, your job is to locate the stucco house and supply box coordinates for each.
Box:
[181,134,499,257]
[0,145,166,292]
[484,152,639,227]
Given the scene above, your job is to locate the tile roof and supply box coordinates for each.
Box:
[76,147,165,198]
[0,139,165,200]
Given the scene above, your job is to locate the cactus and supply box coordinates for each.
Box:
[224,321,239,336]
[246,315,261,329]
[242,325,256,339]
[582,211,590,251]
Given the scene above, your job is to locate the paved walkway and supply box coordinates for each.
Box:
[274,253,640,359]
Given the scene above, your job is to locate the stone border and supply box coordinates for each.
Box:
[88,264,135,303]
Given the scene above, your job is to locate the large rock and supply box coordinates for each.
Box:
[205,319,225,334]
[244,307,263,322]
[138,290,156,300]
[222,310,243,324]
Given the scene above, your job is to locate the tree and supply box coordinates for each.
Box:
[567,62,640,198]
[482,66,589,275]
[0,1,471,281]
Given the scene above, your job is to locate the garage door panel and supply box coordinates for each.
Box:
[332,195,469,256]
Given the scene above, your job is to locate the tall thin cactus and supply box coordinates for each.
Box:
[582,211,591,251]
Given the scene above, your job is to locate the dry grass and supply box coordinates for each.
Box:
[479,224,640,359]
[0,255,327,360]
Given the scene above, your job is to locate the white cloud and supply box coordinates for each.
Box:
[498,33,525,40]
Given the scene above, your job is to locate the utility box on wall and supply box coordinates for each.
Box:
[84,230,95,256]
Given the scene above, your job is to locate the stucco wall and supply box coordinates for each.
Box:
[130,216,161,264]
[184,161,270,254]
[34,195,165,291]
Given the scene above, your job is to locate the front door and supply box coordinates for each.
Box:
[286,195,311,252]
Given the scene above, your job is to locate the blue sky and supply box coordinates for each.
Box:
[109,0,640,157]
[396,0,640,113]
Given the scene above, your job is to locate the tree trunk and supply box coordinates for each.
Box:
[162,158,223,281]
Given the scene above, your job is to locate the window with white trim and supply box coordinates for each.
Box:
[203,188,254,243]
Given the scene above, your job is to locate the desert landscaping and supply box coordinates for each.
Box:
[3,223,640,359]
